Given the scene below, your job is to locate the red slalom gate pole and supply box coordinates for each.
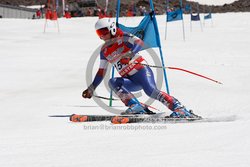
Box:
[167,66,223,84]
[136,63,222,85]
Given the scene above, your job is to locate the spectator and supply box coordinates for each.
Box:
[36,9,41,19]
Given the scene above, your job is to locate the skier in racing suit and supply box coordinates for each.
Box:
[82,18,196,117]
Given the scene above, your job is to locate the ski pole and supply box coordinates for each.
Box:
[94,95,119,101]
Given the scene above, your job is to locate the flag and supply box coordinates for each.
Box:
[185,4,191,12]
[118,13,159,50]
[166,8,183,22]
[204,13,212,20]
[191,13,200,21]
[110,0,170,105]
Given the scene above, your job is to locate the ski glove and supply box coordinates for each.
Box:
[82,85,95,99]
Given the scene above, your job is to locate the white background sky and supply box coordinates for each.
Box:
[190,0,237,5]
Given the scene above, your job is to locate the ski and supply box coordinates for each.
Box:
[49,114,114,122]
[50,114,236,124]
[49,114,135,122]
[111,116,201,124]
[67,112,164,122]
[68,114,139,122]
[111,115,237,124]
[70,114,116,122]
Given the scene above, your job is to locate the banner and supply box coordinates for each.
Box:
[118,13,159,50]
[110,0,170,106]
[191,13,200,21]
[166,8,183,22]
[204,13,212,20]
[185,4,191,12]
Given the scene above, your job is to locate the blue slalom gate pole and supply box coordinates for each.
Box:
[109,0,121,106]
[149,0,170,94]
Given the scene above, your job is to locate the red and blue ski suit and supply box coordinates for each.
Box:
[90,28,176,111]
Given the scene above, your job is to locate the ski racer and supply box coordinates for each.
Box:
[82,17,197,118]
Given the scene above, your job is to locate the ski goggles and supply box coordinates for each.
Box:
[96,28,110,37]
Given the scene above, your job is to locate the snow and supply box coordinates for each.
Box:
[189,0,237,6]
[1,13,250,167]
[20,5,45,9]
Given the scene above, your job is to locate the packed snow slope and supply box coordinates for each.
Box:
[0,13,250,167]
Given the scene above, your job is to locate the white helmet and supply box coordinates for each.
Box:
[95,18,117,36]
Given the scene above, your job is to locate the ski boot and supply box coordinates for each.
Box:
[169,99,200,118]
[121,98,146,115]
[144,106,156,115]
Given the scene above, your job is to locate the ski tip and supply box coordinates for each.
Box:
[48,114,71,117]
[111,116,130,124]
[69,114,88,122]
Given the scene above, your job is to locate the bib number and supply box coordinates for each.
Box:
[114,61,123,71]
